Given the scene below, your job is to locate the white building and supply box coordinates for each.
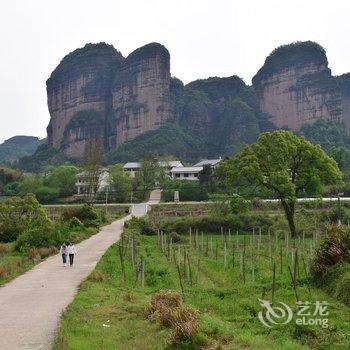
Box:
[123,162,141,178]
[170,166,203,180]
[75,169,109,195]
[123,160,183,178]
[193,158,222,168]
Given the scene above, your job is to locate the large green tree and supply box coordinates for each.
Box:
[46,165,79,197]
[108,164,132,203]
[219,130,343,237]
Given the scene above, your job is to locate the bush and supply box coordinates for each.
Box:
[0,266,7,278]
[15,222,56,250]
[170,232,181,243]
[230,194,251,214]
[62,204,99,222]
[169,307,199,344]
[0,243,11,254]
[34,186,59,204]
[312,225,350,277]
[68,217,83,228]
[162,179,208,202]
[317,263,350,306]
[159,213,273,234]
[148,290,199,344]
[0,194,49,242]
[125,217,154,235]
[148,290,182,327]
[88,271,106,282]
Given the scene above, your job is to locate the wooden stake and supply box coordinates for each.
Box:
[272,262,276,303]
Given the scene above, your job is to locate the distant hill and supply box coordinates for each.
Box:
[0,136,44,163]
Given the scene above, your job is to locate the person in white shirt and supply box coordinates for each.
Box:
[67,243,77,267]
[60,243,68,267]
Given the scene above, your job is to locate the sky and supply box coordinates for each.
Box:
[1,0,350,143]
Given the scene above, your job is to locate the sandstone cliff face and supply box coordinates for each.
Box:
[336,73,350,129]
[46,43,124,157]
[46,42,172,158]
[253,41,342,131]
[108,43,172,148]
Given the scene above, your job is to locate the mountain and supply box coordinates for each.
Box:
[0,136,43,163]
[21,40,350,171]
[252,41,342,131]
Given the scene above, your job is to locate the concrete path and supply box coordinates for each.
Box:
[0,190,161,350]
[0,217,131,350]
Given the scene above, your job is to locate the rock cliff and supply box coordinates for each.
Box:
[46,42,172,158]
[108,43,172,148]
[46,43,124,157]
[336,73,350,129]
[252,41,342,131]
[41,40,350,165]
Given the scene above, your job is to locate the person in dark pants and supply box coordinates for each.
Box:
[67,243,77,267]
[60,243,67,267]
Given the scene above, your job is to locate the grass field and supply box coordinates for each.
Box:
[53,227,350,350]
[0,211,127,286]
[0,243,37,286]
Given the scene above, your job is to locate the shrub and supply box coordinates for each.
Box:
[68,217,83,228]
[27,248,41,262]
[159,213,272,234]
[162,179,208,202]
[317,263,350,306]
[170,232,181,243]
[125,217,154,235]
[88,271,106,282]
[148,290,182,327]
[230,194,251,214]
[0,194,49,242]
[62,204,98,222]
[169,307,199,344]
[148,290,199,344]
[37,246,58,258]
[312,225,350,277]
[34,186,59,204]
[0,266,7,278]
[16,224,56,251]
[0,243,11,254]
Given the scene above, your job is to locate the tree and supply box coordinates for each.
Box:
[199,164,212,192]
[0,193,49,242]
[0,166,22,194]
[134,160,159,201]
[108,164,132,203]
[219,130,342,237]
[46,165,79,197]
[81,138,102,203]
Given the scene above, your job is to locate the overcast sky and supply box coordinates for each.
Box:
[1,0,350,142]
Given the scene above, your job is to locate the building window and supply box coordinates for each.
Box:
[194,173,198,177]
[184,173,189,178]
[175,173,180,178]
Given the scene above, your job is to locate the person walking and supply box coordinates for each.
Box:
[67,243,77,267]
[60,243,68,267]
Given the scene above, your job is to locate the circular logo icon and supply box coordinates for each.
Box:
[258,299,293,328]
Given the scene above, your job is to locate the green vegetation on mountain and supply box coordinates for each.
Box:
[172,76,274,157]
[18,143,73,173]
[299,119,350,152]
[0,136,43,163]
[104,123,206,164]
[253,41,328,84]
[46,43,124,93]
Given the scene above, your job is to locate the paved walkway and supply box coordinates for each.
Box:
[0,190,161,350]
[0,218,130,350]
